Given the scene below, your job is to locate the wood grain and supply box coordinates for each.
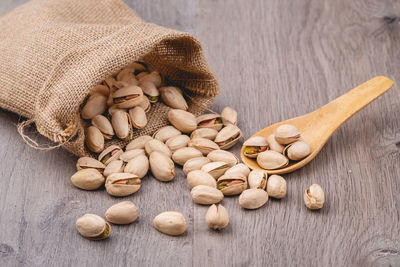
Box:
[0,0,399,266]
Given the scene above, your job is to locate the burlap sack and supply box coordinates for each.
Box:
[0,0,219,157]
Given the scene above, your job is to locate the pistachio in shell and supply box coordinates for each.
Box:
[103,160,125,177]
[129,106,147,129]
[201,161,230,179]
[98,145,123,165]
[239,189,269,210]
[76,157,105,172]
[214,124,242,149]
[190,128,219,141]
[257,150,289,170]
[172,147,203,166]
[140,81,159,103]
[183,157,211,175]
[136,95,151,112]
[165,134,190,152]
[81,94,107,120]
[167,109,197,133]
[196,113,223,131]
[266,134,285,154]
[284,140,311,161]
[76,214,110,240]
[116,67,137,85]
[112,85,144,109]
[111,110,132,140]
[92,115,114,139]
[85,126,104,153]
[145,139,172,157]
[221,106,237,126]
[248,170,267,190]
[274,124,301,145]
[243,136,269,158]
[71,168,105,190]
[126,135,153,151]
[124,154,149,178]
[186,170,217,189]
[205,204,229,230]
[217,172,247,196]
[207,150,239,167]
[267,175,287,199]
[119,149,146,162]
[138,71,162,87]
[191,185,224,205]
[105,173,141,197]
[224,163,250,178]
[153,126,181,143]
[89,84,109,96]
[105,201,138,225]
[149,151,175,182]
[188,137,220,155]
[135,71,148,80]
[153,211,186,236]
[159,86,188,110]
[304,184,324,210]
[108,105,127,116]
[128,61,147,73]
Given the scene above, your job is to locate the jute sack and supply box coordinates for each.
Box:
[0,0,219,157]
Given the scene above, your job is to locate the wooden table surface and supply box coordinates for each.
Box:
[1,0,399,266]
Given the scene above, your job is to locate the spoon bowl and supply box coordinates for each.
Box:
[241,76,394,174]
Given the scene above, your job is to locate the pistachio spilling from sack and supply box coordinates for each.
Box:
[214,124,242,149]
[98,145,123,165]
[153,126,181,142]
[149,151,175,182]
[159,86,188,110]
[71,168,105,190]
[76,157,105,172]
[196,114,223,131]
[105,173,141,197]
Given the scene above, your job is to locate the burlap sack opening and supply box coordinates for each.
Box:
[0,0,219,157]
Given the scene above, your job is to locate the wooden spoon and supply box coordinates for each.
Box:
[240,76,394,174]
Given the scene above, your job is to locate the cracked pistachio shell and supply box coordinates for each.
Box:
[243,136,269,158]
[71,168,105,190]
[81,94,108,120]
[304,184,324,210]
[124,154,149,178]
[111,111,132,140]
[76,214,110,240]
[190,128,219,141]
[105,173,141,197]
[112,85,144,108]
[267,175,287,199]
[106,80,128,107]
[92,115,114,139]
[196,114,223,131]
[214,125,242,149]
[98,145,123,165]
[85,126,104,153]
[183,157,210,175]
[137,95,151,112]
[248,170,267,190]
[201,161,229,179]
[221,107,237,126]
[191,185,224,205]
[188,137,220,155]
[76,157,105,172]
[225,163,250,178]
[145,139,172,157]
[149,151,175,181]
[207,150,239,167]
[266,134,285,154]
[172,147,203,166]
[153,126,181,143]
[186,170,217,189]
[119,149,145,162]
[206,204,229,230]
[257,150,289,170]
[140,81,159,103]
[126,135,153,151]
[217,173,247,196]
[103,160,125,177]
[159,86,188,110]
[165,134,190,152]
[153,211,186,236]
[105,201,138,225]
[89,84,109,96]
[138,71,162,87]
[239,189,268,209]
[167,109,197,133]
[284,140,311,161]
[274,124,301,145]
[129,106,147,129]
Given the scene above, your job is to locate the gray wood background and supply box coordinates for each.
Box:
[0,0,399,266]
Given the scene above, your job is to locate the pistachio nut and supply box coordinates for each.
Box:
[112,85,143,109]
[165,134,190,152]
[196,113,223,131]
[106,79,128,107]
[214,124,242,149]
[126,135,153,151]
[225,163,250,178]
[304,184,324,209]
[92,115,114,139]
[119,149,146,162]
[183,157,211,175]
[145,139,172,157]
[98,145,123,165]
[105,201,138,225]
[284,140,311,161]
[129,106,147,129]
[76,214,110,240]
[191,185,224,205]
[172,147,203,165]
[190,128,219,141]
[76,157,105,172]
[116,68,138,85]
[137,95,151,112]
[70,168,105,190]
[200,161,230,179]
[221,106,237,126]
[85,126,104,153]
[89,84,109,96]
[243,136,269,158]
[266,175,287,199]
[140,81,159,103]
[217,173,247,196]
[135,71,148,80]
[138,71,162,87]
[111,110,132,140]
[103,160,125,177]
[81,94,107,120]
[248,170,267,190]
[238,189,269,209]
[128,61,147,73]
[124,154,149,178]
[186,170,217,189]
[152,126,181,143]
[167,109,197,133]
[206,150,239,167]
[257,150,289,170]
[205,204,229,230]
[159,86,188,110]
[149,151,175,182]
[153,211,186,236]
[108,105,127,116]
[105,173,141,197]
[266,134,284,154]
[188,137,220,155]
[274,124,301,145]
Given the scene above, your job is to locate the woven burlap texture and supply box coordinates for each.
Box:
[0,0,219,157]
